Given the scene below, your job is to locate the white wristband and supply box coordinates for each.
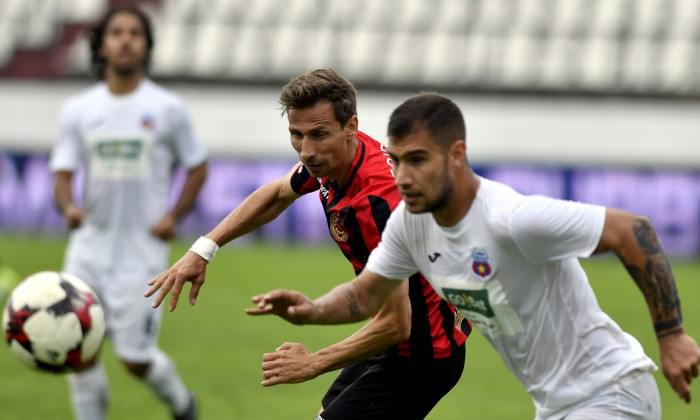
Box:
[189,236,219,263]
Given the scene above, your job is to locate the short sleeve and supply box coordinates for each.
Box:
[366,203,419,280]
[289,163,320,195]
[49,102,82,172]
[169,101,207,169]
[509,195,606,264]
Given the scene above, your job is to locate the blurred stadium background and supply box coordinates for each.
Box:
[1,2,700,419]
[1,0,699,257]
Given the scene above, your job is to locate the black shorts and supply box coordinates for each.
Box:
[318,343,466,420]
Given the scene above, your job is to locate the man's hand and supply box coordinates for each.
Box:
[659,331,700,403]
[261,342,319,386]
[63,203,83,229]
[151,213,177,240]
[246,289,318,325]
[145,251,208,311]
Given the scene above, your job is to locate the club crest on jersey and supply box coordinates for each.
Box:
[330,213,349,242]
[141,114,155,131]
[471,249,492,278]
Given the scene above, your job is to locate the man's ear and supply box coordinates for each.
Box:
[345,115,359,138]
[449,140,467,166]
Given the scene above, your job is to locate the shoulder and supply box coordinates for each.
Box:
[61,83,105,114]
[478,177,525,218]
[141,79,187,109]
[355,132,395,187]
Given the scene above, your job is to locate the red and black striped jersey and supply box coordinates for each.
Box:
[290,131,471,359]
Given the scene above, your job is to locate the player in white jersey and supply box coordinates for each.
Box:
[247,93,700,419]
[49,6,206,420]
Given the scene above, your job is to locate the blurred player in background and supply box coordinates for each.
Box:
[50,6,206,420]
[247,93,700,420]
[146,68,471,419]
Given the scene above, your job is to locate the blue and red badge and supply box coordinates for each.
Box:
[141,114,155,131]
[471,249,492,278]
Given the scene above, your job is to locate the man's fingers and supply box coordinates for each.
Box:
[276,342,294,351]
[246,306,273,316]
[261,376,283,387]
[669,373,691,403]
[168,280,183,312]
[188,273,204,306]
[146,274,159,287]
[151,276,173,308]
[262,352,279,363]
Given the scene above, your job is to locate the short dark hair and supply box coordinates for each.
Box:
[88,6,154,80]
[279,68,358,127]
[387,93,466,149]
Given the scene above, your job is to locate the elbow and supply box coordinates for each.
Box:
[383,316,411,344]
[395,321,411,343]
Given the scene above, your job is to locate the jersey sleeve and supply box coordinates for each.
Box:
[366,203,419,280]
[49,101,82,172]
[509,195,606,264]
[289,162,320,195]
[168,100,207,169]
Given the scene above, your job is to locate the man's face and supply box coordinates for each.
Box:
[100,12,149,76]
[288,100,358,183]
[388,128,453,214]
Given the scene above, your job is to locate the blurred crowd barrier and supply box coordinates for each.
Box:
[1,152,698,257]
[3,0,700,97]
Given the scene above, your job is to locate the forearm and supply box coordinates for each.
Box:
[618,217,683,337]
[310,282,410,374]
[311,274,399,325]
[53,171,75,213]
[169,162,207,222]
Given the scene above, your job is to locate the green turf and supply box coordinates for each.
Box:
[0,236,698,419]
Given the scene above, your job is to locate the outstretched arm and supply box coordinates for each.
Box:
[145,165,301,311]
[247,268,402,325]
[258,280,411,386]
[596,208,700,403]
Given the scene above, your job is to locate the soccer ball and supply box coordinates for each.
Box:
[2,271,105,373]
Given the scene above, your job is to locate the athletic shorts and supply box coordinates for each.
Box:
[63,259,163,363]
[540,369,661,420]
[318,343,466,420]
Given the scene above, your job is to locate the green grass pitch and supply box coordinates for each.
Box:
[1,236,698,419]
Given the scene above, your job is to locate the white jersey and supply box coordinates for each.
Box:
[50,79,207,273]
[366,176,656,419]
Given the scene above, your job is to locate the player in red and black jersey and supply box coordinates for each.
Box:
[147,68,471,419]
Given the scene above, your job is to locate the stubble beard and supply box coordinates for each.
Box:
[413,168,453,214]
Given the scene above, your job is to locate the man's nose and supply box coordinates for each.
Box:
[299,138,315,160]
[393,165,410,187]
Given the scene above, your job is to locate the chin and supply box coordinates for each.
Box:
[403,201,426,214]
[113,66,140,76]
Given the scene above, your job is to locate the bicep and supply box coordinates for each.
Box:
[594,208,651,255]
[374,280,410,322]
[352,269,404,316]
[275,166,303,204]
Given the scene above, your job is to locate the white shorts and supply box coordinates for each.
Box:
[539,369,661,420]
[63,259,163,363]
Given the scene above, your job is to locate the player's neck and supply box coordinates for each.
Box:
[328,136,360,187]
[104,69,144,95]
[433,171,480,227]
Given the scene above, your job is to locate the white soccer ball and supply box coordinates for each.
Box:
[2,271,105,373]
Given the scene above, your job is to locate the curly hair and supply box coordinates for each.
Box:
[88,6,154,80]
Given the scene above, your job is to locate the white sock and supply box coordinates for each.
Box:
[67,362,109,420]
[144,349,191,414]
